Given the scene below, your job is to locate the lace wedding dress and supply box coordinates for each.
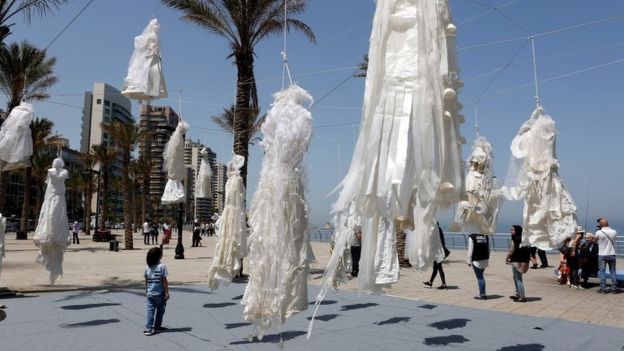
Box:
[0,101,33,165]
[161,120,189,205]
[194,147,213,199]
[33,158,70,285]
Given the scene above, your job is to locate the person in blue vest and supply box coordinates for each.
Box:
[467,233,490,300]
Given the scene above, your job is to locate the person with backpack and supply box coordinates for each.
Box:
[595,218,618,293]
[506,225,531,302]
[467,233,490,300]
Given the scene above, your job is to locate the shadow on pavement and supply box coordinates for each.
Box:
[306,314,340,322]
[203,302,236,308]
[170,287,211,295]
[374,317,411,325]
[232,294,244,300]
[497,344,545,351]
[225,322,252,329]
[340,303,378,311]
[60,318,120,328]
[230,331,307,344]
[428,318,471,330]
[418,304,437,310]
[159,327,193,333]
[525,297,542,302]
[61,303,121,310]
[486,295,503,300]
[423,335,469,346]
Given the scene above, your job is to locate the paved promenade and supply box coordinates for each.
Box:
[0,230,622,340]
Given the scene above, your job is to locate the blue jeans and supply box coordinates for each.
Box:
[512,265,525,298]
[146,294,166,330]
[472,265,486,297]
[598,255,617,290]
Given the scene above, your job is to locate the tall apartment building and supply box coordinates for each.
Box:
[138,104,180,220]
[80,83,133,223]
[214,163,228,214]
[184,139,217,222]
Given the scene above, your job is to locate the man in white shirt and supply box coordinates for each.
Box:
[595,218,618,293]
[143,220,151,246]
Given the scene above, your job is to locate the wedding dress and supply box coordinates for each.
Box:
[33,158,70,285]
[207,155,246,290]
[122,18,167,100]
[453,137,500,235]
[502,107,577,249]
[242,85,313,339]
[161,120,189,205]
[194,147,213,198]
[0,101,33,165]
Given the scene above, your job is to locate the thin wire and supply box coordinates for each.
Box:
[45,0,95,50]
[473,39,529,103]
[459,13,624,51]
[482,56,624,98]
[530,37,540,106]
[310,70,358,110]
[458,0,520,27]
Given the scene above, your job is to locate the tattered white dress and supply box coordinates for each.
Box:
[195,147,213,199]
[0,101,33,165]
[161,120,189,205]
[242,85,313,339]
[122,18,167,100]
[502,107,577,249]
[329,0,464,294]
[454,137,500,235]
[207,155,246,290]
[33,159,70,285]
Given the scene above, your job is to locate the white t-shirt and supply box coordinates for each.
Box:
[596,227,617,256]
[143,222,150,234]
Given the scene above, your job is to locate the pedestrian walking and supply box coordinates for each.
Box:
[467,233,489,299]
[143,247,169,336]
[566,226,585,288]
[71,220,80,245]
[192,221,202,247]
[143,220,150,245]
[350,226,362,277]
[151,222,159,245]
[506,225,531,302]
[424,222,450,290]
[595,218,618,293]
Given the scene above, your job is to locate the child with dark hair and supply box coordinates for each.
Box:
[144,247,169,336]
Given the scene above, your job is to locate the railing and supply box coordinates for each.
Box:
[308,229,624,256]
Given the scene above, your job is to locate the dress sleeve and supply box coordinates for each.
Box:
[466,236,473,264]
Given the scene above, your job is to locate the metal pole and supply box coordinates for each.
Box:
[175,202,185,259]
[94,170,101,237]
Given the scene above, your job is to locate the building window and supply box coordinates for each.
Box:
[104,100,110,106]
[96,99,102,104]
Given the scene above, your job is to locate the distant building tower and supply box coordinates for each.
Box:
[184,139,217,222]
[138,104,179,220]
[80,83,133,223]
[214,163,228,214]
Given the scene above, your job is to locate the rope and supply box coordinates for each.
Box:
[530,37,540,106]
[458,0,520,27]
[45,0,95,50]
[281,0,293,89]
[459,13,624,51]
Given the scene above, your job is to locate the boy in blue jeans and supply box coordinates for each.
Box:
[144,247,169,336]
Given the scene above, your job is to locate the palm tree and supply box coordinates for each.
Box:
[78,151,96,236]
[162,0,315,186]
[135,155,153,227]
[211,104,265,145]
[91,144,116,234]
[354,54,368,78]
[102,120,147,250]
[0,40,56,214]
[0,0,67,44]
[66,165,84,221]
[20,117,53,233]
[31,149,55,217]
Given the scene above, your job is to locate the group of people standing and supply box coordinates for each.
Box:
[143,220,172,246]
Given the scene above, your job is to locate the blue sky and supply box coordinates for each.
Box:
[6,0,624,230]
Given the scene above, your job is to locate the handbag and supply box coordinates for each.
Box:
[517,262,529,274]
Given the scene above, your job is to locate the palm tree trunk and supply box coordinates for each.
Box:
[20,166,33,233]
[84,186,92,236]
[100,170,108,232]
[122,155,133,250]
[234,53,255,188]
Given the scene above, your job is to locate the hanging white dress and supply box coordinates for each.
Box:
[207,155,246,290]
[0,101,33,165]
[0,214,6,279]
[242,85,313,339]
[33,158,70,285]
[502,107,577,249]
[329,0,464,293]
[453,137,500,235]
[122,18,168,100]
[161,120,189,205]
[194,147,213,198]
